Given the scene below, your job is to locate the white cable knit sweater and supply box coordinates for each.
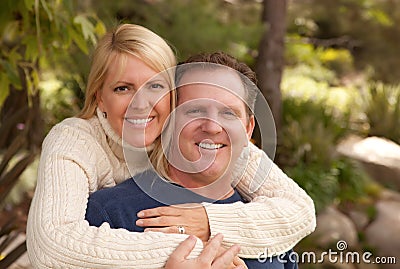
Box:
[26,109,316,268]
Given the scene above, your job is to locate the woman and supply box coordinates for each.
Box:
[27,24,315,268]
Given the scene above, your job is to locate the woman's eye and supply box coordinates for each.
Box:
[114,86,129,92]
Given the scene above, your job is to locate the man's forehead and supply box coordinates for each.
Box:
[177,83,246,107]
[178,97,239,108]
[177,67,245,97]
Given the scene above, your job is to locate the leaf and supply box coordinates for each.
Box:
[24,0,35,11]
[0,59,21,90]
[22,35,39,62]
[22,68,35,100]
[95,21,107,37]
[73,15,96,45]
[2,21,21,44]
[67,26,89,54]
[0,73,10,108]
[31,69,40,87]
[40,0,53,21]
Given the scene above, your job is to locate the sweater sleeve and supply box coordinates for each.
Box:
[203,143,316,258]
[26,122,203,269]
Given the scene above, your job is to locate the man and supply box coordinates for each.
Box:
[85,52,297,269]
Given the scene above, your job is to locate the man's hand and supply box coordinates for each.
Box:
[165,234,247,269]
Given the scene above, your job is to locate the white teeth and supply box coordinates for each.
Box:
[126,117,153,125]
[198,142,224,150]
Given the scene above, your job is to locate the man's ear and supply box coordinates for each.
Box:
[246,115,255,140]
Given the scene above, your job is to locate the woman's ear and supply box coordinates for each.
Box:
[96,90,104,111]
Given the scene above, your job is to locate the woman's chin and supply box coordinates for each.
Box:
[123,136,145,148]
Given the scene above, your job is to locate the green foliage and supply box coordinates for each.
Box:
[285,36,321,67]
[40,77,82,131]
[278,86,369,211]
[317,48,354,77]
[285,35,354,82]
[287,0,400,83]
[0,0,105,108]
[96,0,263,64]
[285,157,369,212]
[334,159,370,203]
[286,162,340,212]
[362,82,400,143]
[279,96,350,167]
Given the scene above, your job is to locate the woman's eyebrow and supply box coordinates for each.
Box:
[109,81,135,88]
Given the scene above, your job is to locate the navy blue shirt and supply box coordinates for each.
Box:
[85,170,297,269]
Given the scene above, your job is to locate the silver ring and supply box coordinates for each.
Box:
[177,226,185,234]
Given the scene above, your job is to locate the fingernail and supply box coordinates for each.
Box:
[136,220,143,226]
[137,211,144,217]
[188,235,196,241]
[216,233,224,240]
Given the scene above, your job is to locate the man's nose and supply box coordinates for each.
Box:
[200,118,223,134]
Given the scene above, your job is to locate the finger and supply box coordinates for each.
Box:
[170,235,197,260]
[136,216,181,227]
[233,256,247,267]
[143,227,178,234]
[211,245,241,269]
[137,206,181,218]
[198,233,224,263]
[172,203,203,209]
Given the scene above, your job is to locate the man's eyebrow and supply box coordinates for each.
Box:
[224,105,245,116]
[144,78,168,86]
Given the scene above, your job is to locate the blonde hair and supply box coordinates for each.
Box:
[78,24,177,119]
[149,118,174,180]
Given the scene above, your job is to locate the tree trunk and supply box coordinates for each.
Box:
[255,0,287,157]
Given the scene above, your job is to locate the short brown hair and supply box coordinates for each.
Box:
[176,52,258,115]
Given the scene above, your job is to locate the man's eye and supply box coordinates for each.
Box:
[222,110,238,118]
[114,86,129,92]
[150,83,165,89]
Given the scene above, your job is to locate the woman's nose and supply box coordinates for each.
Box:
[130,90,150,111]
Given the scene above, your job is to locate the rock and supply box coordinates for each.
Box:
[379,189,400,202]
[337,136,400,191]
[348,210,369,230]
[365,200,400,269]
[311,206,358,249]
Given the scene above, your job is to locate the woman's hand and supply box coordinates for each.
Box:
[165,234,247,269]
[136,203,211,242]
